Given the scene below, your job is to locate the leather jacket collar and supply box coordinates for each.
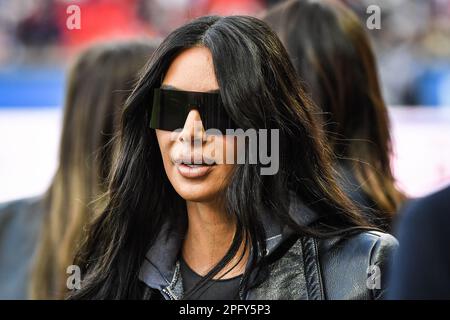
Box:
[138,191,319,299]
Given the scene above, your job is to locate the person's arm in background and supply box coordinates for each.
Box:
[388,186,450,299]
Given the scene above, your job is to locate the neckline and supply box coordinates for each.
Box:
[179,256,243,282]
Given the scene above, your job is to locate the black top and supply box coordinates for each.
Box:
[179,256,242,300]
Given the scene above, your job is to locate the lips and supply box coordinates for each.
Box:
[176,163,214,178]
[173,156,216,178]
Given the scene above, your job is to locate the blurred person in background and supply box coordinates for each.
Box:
[263,0,406,231]
[0,40,157,299]
[388,185,450,299]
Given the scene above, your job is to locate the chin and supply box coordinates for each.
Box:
[173,183,221,203]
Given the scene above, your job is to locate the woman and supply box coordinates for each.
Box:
[263,0,406,230]
[69,15,397,300]
[0,40,157,299]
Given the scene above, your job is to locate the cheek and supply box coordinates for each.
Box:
[214,164,235,183]
[205,135,237,164]
[220,135,238,164]
[156,130,173,165]
[212,136,236,183]
[226,136,238,162]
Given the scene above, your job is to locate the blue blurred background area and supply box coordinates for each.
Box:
[0,67,65,108]
[0,0,450,202]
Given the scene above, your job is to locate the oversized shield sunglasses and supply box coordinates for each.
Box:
[149,88,237,133]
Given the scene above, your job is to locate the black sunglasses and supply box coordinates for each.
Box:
[149,88,237,133]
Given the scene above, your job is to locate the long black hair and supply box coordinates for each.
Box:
[69,15,374,300]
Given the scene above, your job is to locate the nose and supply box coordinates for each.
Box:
[178,109,205,145]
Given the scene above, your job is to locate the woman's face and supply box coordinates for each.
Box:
[155,47,235,203]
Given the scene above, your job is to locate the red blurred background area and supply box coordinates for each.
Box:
[57,0,155,48]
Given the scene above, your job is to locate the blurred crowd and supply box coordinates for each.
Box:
[0,0,449,106]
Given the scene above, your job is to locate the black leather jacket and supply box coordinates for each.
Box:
[139,193,398,300]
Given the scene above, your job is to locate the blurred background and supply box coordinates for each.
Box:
[0,0,449,202]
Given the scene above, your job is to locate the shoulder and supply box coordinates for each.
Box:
[394,186,450,251]
[0,195,46,251]
[0,195,45,244]
[317,230,398,300]
[0,196,45,299]
[399,186,450,230]
[386,187,450,299]
[0,196,44,228]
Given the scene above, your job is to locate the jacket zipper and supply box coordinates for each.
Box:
[161,261,181,300]
[162,287,177,300]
